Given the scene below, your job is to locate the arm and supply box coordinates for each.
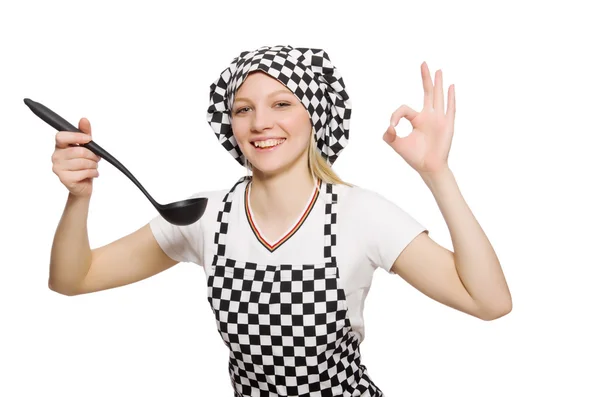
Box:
[49,193,178,296]
[391,167,512,321]
[384,63,511,321]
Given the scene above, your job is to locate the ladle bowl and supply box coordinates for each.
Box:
[24,98,207,226]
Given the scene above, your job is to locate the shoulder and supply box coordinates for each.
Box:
[191,188,234,206]
[147,182,247,264]
[151,185,234,232]
[332,182,427,272]
[189,187,238,221]
[187,177,249,207]
[333,182,396,209]
[333,182,424,229]
[194,178,251,224]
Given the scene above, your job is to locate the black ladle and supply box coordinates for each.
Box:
[24,98,207,226]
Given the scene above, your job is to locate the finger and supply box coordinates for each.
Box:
[382,124,412,156]
[55,131,92,149]
[78,117,92,136]
[434,69,444,111]
[390,104,418,126]
[383,124,398,144]
[63,145,99,161]
[62,169,99,185]
[446,84,456,125]
[63,158,99,171]
[421,62,434,110]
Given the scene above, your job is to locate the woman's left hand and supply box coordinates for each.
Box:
[383,62,456,177]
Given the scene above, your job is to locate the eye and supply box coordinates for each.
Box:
[275,102,290,108]
[234,106,250,115]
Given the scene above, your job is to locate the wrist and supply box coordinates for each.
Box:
[420,166,453,187]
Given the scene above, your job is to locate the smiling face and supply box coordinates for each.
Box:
[231,71,313,178]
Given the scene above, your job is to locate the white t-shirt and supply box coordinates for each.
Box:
[149,177,428,344]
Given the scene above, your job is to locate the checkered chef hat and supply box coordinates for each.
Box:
[206,45,352,166]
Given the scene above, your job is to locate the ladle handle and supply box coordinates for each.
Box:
[25,98,159,207]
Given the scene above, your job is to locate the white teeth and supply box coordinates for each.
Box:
[253,138,285,148]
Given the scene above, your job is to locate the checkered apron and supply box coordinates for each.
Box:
[207,176,384,396]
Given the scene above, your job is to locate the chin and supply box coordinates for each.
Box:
[247,153,305,177]
[249,159,293,176]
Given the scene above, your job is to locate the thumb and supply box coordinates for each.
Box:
[78,117,92,136]
[77,117,100,161]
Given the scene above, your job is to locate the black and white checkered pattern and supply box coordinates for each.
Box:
[207,45,351,167]
[206,176,384,396]
[324,182,337,264]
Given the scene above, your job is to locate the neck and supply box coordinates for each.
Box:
[249,163,316,224]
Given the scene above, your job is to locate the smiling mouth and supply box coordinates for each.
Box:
[252,138,286,149]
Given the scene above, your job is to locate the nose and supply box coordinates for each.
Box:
[250,106,274,132]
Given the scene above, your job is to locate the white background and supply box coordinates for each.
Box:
[1,0,598,395]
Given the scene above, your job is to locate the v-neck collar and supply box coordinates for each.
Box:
[244,179,321,253]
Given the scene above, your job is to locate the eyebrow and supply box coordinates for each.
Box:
[234,89,294,104]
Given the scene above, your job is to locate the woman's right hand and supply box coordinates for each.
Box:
[52,117,101,198]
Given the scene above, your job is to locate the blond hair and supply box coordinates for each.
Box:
[308,135,352,187]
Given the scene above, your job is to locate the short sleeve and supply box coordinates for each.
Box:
[148,192,206,265]
[357,188,428,273]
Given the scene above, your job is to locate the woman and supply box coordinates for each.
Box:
[48,45,512,396]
